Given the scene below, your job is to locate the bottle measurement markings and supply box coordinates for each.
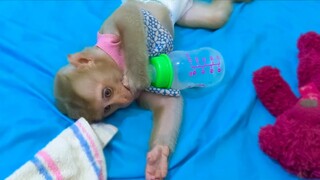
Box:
[186,53,222,76]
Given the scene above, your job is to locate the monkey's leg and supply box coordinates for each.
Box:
[177,0,233,30]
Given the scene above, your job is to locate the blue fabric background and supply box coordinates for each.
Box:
[0,0,319,179]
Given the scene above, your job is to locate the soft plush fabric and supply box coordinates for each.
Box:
[252,32,320,179]
[6,118,118,180]
[0,0,319,179]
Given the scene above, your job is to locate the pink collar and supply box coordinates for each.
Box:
[95,32,125,70]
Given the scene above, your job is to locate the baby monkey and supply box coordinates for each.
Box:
[54,0,249,179]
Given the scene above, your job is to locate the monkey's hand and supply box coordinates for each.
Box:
[122,69,150,94]
[145,145,170,180]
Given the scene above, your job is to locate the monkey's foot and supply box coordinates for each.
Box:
[145,145,170,180]
[234,0,252,2]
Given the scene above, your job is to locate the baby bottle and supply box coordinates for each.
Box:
[148,47,225,90]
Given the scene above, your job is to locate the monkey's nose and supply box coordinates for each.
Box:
[114,88,135,108]
[116,94,134,108]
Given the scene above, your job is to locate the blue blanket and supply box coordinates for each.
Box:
[1,1,319,179]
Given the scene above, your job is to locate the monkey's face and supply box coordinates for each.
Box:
[74,63,135,120]
[54,49,136,123]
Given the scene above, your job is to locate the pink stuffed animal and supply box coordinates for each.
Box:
[252,31,320,178]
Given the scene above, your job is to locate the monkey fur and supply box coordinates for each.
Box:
[54,0,248,179]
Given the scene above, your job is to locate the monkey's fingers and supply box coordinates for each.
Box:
[145,145,169,180]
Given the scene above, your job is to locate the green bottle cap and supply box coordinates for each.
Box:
[149,54,173,89]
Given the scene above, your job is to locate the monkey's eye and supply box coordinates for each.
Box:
[102,88,112,98]
[104,105,111,114]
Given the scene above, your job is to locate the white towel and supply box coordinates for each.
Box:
[6,117,117,180]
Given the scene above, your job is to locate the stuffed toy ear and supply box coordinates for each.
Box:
[67,52,94,69]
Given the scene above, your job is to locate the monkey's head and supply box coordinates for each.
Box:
[54,47,135,123]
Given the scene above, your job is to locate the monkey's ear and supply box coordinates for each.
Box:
[68,53,93,69]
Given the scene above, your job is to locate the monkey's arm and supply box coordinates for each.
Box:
[138,92,183,153]
[138,92,183,179]
[112,2,150,93]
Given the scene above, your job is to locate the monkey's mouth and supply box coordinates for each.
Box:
[123,84,130,91]
[123,83,137,99]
